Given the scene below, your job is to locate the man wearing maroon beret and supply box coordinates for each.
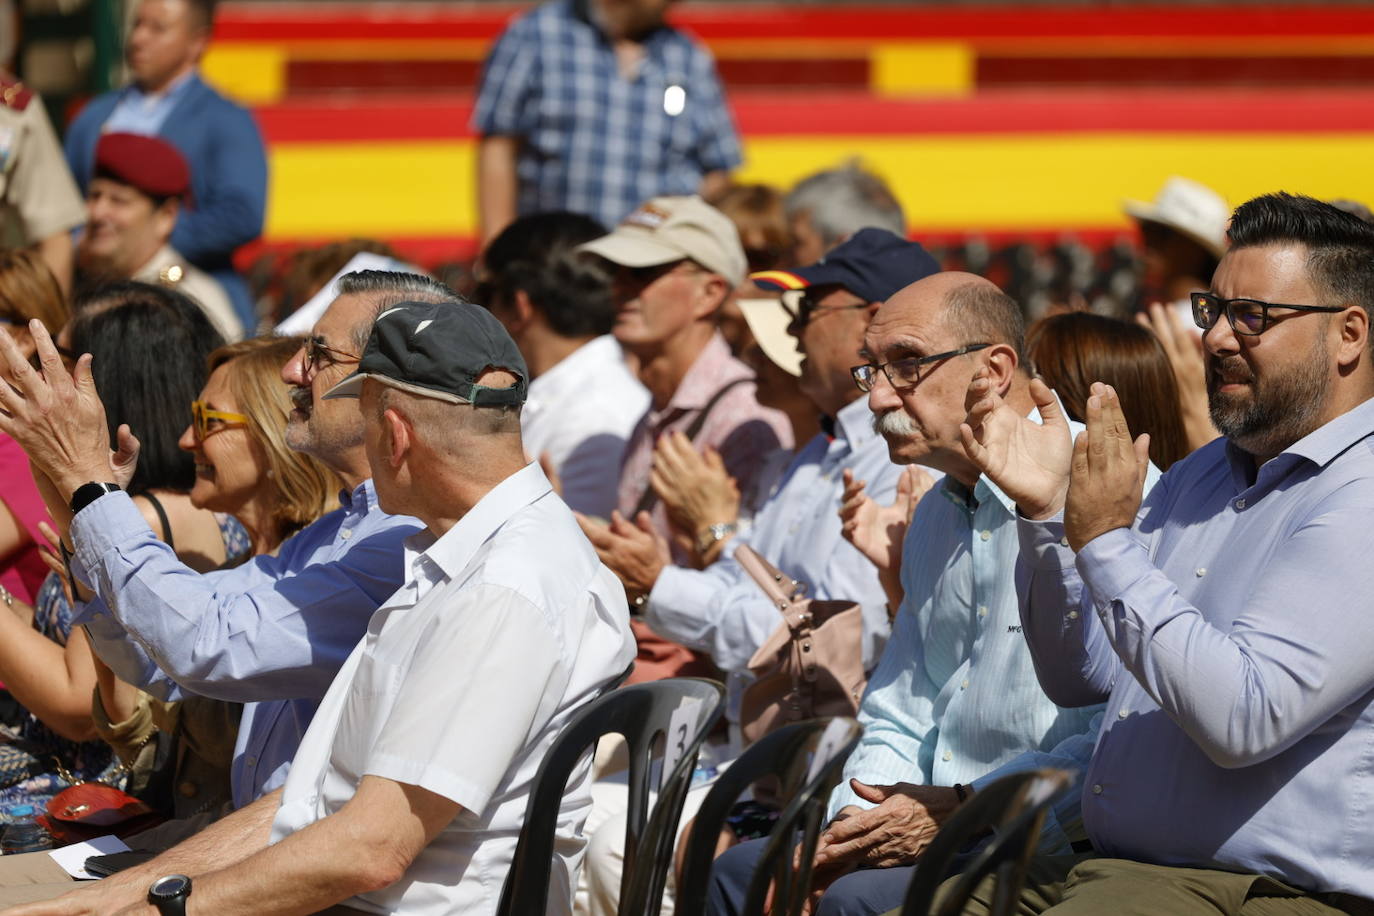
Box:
[76,132,241,342]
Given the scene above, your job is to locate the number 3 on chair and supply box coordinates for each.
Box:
[661,697,703,790]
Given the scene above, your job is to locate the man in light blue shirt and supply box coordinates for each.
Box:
[0,271,451,828]
[708,272,1103,916]
[954,192,1374,914]
[579,230,937,916]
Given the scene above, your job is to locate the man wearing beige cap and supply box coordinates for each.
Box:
[577,194,792,684]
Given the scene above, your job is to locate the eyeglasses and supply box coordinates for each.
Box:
[1190,292,1346,337]
[780,290,869,329]
[851,343,992,392]
[302,335,361,375]
[191,400,249,442]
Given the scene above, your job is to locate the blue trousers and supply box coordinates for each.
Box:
[705,837,914,916]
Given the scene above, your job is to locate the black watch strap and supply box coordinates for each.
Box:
[69,482,121,516]
[148,873,191,915]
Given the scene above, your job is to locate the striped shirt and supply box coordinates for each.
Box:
[472,0,742,229]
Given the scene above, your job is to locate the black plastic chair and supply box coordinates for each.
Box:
[496,677,726,916]
[899,768,1073,916]
[676,717,863,916]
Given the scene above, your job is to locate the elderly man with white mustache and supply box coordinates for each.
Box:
[707,273,1111,916]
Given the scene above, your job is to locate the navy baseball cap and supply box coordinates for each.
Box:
[750,227,939,303]
[324,299,528,407]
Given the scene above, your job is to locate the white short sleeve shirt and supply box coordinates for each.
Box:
[269,463,635,915]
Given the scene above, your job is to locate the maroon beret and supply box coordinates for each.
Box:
[93,132,191,199]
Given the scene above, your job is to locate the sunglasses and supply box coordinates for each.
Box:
[851,344,992,393]
[191,400,249,443]
[1190,292,1345,337]
[780,290,870,329]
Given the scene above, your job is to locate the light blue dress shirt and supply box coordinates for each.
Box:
[1019,395,1374,898]
[72,481,422,807]
[828,412,1106,854]
[646,397,901,714]
[102,72,196,138]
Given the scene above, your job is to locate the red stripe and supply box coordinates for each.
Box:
[254,88,1374,145]
[214,3,1374,42]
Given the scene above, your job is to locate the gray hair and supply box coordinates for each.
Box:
[943,282,1027,368]
[785,162,906,249]
[335,269,460,349]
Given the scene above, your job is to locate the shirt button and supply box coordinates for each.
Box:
[1092,784,1103,795]
[960,679,970,690]
[1117,709,1128,719]
[340,528,353,540]
[980,530,991,542]
[977,605,988,618]
[942,750,952,762]
[1235,498,1247,510]
[1196,568,1207,577]
[1059,537,1070,548]
[1068,610,1079,620]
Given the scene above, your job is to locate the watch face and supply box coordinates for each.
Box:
[150,874,191,899]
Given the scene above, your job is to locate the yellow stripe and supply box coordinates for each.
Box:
[871,43,975,96]
[262,133,1374,241]
[201,45,287,105]
[749,270,809,289]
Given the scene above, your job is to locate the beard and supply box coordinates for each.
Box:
[1207,335,1330,458]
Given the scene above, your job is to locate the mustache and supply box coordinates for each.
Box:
[1208,355,1255,386]
[290,386,313,412]
[873,408,918,437]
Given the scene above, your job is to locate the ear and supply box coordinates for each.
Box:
[509,289,537,331]
[691,274,730,322]
[1335,305,1370,370]
[983,343,1020,396]
[153,199,180,240]
[383,407,412,469]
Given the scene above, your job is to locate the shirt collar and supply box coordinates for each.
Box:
[128,69,197,104]
[664,333,748,413]
[338,478,381,515]
[1224,393,1374,485]
[411,463,553,581]
[832,396,878,449]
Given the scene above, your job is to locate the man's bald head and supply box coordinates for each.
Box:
[875,272,1026,367]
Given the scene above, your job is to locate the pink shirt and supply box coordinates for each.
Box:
[617,332,793,566]
[0,434,54,604]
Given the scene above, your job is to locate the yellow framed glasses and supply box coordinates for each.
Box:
[191,400,249,443]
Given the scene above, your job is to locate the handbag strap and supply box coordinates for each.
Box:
[735,544,802,610]
[631,377,751,518]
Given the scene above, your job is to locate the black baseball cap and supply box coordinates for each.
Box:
[750,227,939,303]
[324,299,528,407]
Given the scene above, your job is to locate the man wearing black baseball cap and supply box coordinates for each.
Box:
[46,299,634,915]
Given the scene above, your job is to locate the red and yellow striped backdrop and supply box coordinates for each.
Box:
[194,3,1374,260]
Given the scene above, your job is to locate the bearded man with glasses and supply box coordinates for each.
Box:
[940,193,1374,915]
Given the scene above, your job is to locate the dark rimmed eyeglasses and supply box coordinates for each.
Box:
[1190,292,1346,337]
[780,289,870,330]
[190,400,249,443]
[851,343,992,393]
[302,335,362,375]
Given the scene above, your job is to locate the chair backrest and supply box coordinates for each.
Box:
[675,718,863,916]
[497,677,726,916]
[899,768,1073,916]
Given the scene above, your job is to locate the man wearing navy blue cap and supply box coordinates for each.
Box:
[578,228,938,916]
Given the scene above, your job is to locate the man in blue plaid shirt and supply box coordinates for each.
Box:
[473,0,741,244]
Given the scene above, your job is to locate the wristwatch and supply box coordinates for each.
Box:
[147,874,191,915]
[695,521,738,555]
[69,482,121,516]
